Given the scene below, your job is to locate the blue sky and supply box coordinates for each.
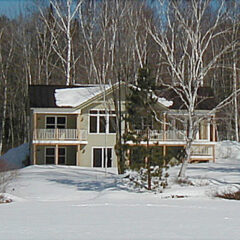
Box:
[0,0,35,17]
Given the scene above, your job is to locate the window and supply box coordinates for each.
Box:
[109,116,117,133]
[45,147,55,164]
[46,117,55,129]
[58,148,66,165]
[90,115,97,133]
[57,117,66,129]
[89,110,116,134]
[45,147,66,165]
[46,116,66,129]
[93,148,112,168]
[99,116,106,133]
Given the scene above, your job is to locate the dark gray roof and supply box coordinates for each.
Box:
[29,85,91,108]
[155,86,215,110]
[29,84,215,110]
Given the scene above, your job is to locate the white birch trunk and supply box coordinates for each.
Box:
[233,55,239,142]
[0,80,7,155]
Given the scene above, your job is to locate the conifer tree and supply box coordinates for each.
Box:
[126,68,163,190]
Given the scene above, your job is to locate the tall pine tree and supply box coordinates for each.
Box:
[126,68,163,190]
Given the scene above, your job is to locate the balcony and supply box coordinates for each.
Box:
[135,130,185,141]
[34,129,87,141]
[192,145,213,156]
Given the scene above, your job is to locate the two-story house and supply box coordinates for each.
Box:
[29,82,217,168]
[29,83,126,169]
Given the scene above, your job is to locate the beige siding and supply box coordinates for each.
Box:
[66,146,77,165]
[36,145,45,164]
[78,95,124,168]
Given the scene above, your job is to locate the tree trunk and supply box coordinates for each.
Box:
[233,59,239,142]
[146,127,151,190]
[178,138,192,178]
[0,80,7,155]
[178,116,194,178]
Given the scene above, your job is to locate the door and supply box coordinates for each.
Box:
[45,147,66,165]
[93,148,112,168]
[93,148,102,167]
[45,147,55,164]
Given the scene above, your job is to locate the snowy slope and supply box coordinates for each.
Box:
[0,143,29,169]
[0,142,240,240]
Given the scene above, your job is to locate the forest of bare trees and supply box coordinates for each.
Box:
[0,0,239,155]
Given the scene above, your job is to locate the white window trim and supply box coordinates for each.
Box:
[88,110,116,135]
[91,146,113,168]
[45,115,67,129]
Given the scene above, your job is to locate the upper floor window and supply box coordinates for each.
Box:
[46,116,66,129]
[89,110,116,134]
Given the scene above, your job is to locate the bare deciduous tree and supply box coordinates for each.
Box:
[40,0,83,85]
[147,0,237,178]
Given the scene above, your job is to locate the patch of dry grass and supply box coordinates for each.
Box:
[216,190,240,200]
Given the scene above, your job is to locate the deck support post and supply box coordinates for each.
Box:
[163,113,166,141]
[33,144,37,165]
[55,144,59,165]
[33,113,37,140]
[77,145,81,166]
[213,117,216,142]
[213,145,216,163]
[163,145,167,166]
[77,112,81,140]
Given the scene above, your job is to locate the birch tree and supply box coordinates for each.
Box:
[228,0,240,141]
[148,0,237,178]
[40,0,83,85]
[0,28,14,155]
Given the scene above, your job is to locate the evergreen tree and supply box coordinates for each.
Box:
[125,67,165,190]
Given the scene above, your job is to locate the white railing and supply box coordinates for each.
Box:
[166,130,185,140]
[149,130,164,140]
[135,130,185,141]
[192,146,213,156]
[34,129,87,141]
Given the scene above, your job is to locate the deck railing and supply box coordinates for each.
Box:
[135,130,185,141]
[192,145,213,156]
[34,129,87,141]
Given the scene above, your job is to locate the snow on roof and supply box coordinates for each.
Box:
[55,82,173,108]
[157,97,173,107]
[55,85,111,107]
[129,84,173,108]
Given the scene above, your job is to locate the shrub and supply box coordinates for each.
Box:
[216,190,240,200]
[0,160,17,203]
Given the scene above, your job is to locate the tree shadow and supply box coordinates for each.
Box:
[187,166,240,173]
[47,176,137,193]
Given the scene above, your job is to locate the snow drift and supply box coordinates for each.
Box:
[0,143,29,169]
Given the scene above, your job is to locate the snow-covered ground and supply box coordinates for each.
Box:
[1,141,240,240]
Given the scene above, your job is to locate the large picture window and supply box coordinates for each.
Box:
[46,116,66,129]
[89,110,116,134]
